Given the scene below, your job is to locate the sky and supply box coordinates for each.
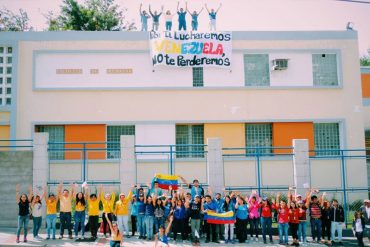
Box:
[1,0,369,55]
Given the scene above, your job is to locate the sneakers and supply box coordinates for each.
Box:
[46,237,50,240]
[24,237,27,243]
[16,237,20,243]
[68,235,73,239]
[58,235,63,239]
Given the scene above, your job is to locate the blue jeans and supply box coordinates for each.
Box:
[278,223,289,244]
[141,22,148,31]
[32,216,42,237]
[261,217,272,242]
[298,221,307,242]
[46,214,57,239]
[166,21,172,31]
[74,211,85,237]
[249,217,259,238]
[310,218,322,241]
[331,221,343,242]
[145,216,154,239]
[154,216,164,234]
[16,215,29,238]
[137,214,145,237]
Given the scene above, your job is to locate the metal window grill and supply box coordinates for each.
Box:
[0,46,12,106]
[36,125,65,160]
[176,125,204,158]
[312,54,338,86]
[245,123,272,154]
[192,67,204,87]
[244,54,270,86]
[314,123,340,156]
[107,125,135,159]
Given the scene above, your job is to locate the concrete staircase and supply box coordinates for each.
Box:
[0,151,33,228]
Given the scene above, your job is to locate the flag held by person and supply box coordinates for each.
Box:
[154,174,179,190]
[207,211,235,224]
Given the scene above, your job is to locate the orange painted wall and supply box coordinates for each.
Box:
[65,125,106,160]
[272,122,314,154]
[362,74,370,98]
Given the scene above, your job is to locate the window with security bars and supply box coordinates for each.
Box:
[176,125,204,158]
[314,123,340,156]
[107,125,135,159]
[244,54,270,86]
[0,46,12,106]
[192,67,204,87]
[35,125,65,160]
[245,123,272,155]
[312,54,338,86]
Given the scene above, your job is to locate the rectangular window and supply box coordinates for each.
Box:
[6,67,12,74]
[0,46,12,106]
[312,54,338,86]
[245,123,272,154]
[6,88,11,94]
[244,54,270,86]
[192,67,204,87]
[107,125,135,159]
[6,78,11,84]
[176,125,204,158]
[7,57,12,64]
[314,123,340,156]
[35,125,65,160]
[0,58,3,64]
[5,98,10,105]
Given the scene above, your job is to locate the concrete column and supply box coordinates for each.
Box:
[120,135,136,193]
[33,133,49,190]
[207,138,224,194]
[293,139,310,197]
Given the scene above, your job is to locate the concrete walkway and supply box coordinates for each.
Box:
[0,228,366,247]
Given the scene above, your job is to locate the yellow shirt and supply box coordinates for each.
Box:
[88,198,100,216]
[115,191,132,216]
[101,192,116,214]
[112,230,122,241]
[59,195,72,212]
[46,199,57,215]
[75,201,85,212]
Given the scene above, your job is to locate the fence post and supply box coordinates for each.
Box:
[340,150,348,227]
[120,135,136,193]
[293,139,310,197]
[207,138,224,194]
[170,145,173,175]
[256,148,261,196]
[33,133,49,191]
[82,143,87,182]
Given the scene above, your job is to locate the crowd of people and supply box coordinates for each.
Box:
[139,2,222,32]
[15,176,370,246]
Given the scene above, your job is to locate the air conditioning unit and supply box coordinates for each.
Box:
[271,58,289,70]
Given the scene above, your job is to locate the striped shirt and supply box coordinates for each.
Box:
[309,202,322,218]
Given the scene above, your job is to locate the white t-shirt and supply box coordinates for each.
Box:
[32,203,43,217]
[355,218,363,232]
[165,14,174,22]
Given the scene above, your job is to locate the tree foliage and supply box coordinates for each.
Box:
[360,47,370,66]
[45,0,136,31]
[0,8,32,31]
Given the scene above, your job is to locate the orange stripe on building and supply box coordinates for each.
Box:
[361,74,370,98]
[204,123,245,155]
[65,124,106,160]
[0,125,10,150]
[272,122,314,154]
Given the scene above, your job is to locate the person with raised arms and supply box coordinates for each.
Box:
[114,185,134,238]
[43,185,58,240]
[73,188,87,240]
[149,5,163,32]
[179,175,204,199]
[57,182,75,240]
[101,186,116,238]
[15,184,32,243]
[104,213,123,247]
[177,1,187,31]
[205,3,222,31]
[31,193,43,240]
[85,184,101,240]
[234,193,248,243]
[187,5,203,31]
[164,10,175,31]
[139,3,151,31]
[155,215,174,247]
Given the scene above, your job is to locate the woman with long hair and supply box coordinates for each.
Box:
[172,198,186,242]
[104,213,123,247]
[154,197,165,234]
[101,186,116,238]
[15,184,32,243]
[276,192,290,245]
[260,197,274,244]
[43,185,59,240]
[130,194,138,237]
[74,191,86,239]
[248,191,260,241]
[31,194,43,239]
[289,200,300,246]
[234,195,248,243]
[223,195,235,244]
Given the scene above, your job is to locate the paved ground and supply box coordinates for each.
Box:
[0,228,367,247]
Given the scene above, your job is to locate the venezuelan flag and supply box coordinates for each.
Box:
[207,211,235,224]
[155,174,179,190]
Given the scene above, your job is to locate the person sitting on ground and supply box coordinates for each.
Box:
[155,215,174,247]
[104,213,123,247]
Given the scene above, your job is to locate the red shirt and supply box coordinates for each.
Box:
[310,202,322,219]
[289,208,300,224]
[277,205,289,224]
[260,204,276,218]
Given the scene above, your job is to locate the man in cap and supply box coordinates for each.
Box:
[361,199,370,243]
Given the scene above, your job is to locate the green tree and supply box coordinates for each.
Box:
[360,48,370,66]
[45,0,136,31]
[0,8,32,31]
